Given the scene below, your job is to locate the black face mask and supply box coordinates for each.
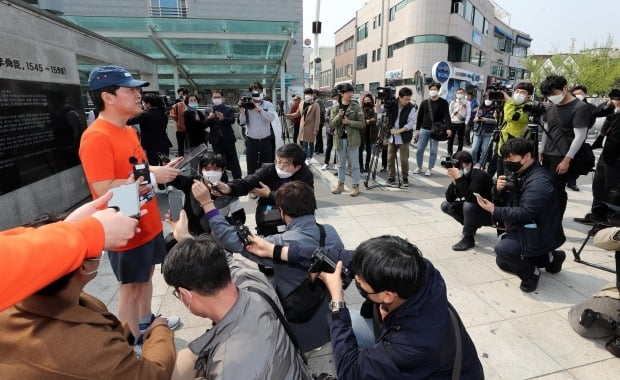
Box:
[363,103,373,108]
[355,280,380,301]
[504,160,523,173]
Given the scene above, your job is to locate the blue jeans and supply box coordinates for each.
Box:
[337,138,360,185]
[301,141,314,159]
[471,134,492,165]
[416,128,438,169]
[350,311,375,349]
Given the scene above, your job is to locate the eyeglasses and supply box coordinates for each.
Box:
[355,279,381,299]
[172,288,181,300]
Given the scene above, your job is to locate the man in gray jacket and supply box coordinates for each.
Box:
[193,179,344,352]
[162,232,311,380]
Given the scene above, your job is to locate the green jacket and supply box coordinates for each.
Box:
[497,98,531,155]
[330,101,365,148]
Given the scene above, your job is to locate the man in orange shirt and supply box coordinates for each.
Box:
[80,66,181,340]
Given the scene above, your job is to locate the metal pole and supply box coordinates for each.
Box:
[313,0,321,89]
[173,65,179,94]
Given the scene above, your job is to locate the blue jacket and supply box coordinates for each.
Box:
[327,259,483,380]
[493,162,566,257]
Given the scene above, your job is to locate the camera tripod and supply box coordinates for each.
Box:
[364,112,401,189]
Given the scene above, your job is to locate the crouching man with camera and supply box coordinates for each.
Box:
[440,151,494,251]
[477,138,566,293]
[245,235,484,379]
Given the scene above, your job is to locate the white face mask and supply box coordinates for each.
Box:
[513,93,527,105]
[456,93,465,99]
[202,170,222,183]
[212,98,223,106]
[429,90,439,97]
[461,168,469,176]
[275,167,293,179]
[547,92,565,105]
[304,95,313,102]
[484,100,493,106]
[574,94,585,101]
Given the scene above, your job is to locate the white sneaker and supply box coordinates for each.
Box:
[332,164,338,170]
[164,315,181,330]
[425,169,432,176]
[321,164,328,171]
[412,167,422,174]
[305,159,311,166]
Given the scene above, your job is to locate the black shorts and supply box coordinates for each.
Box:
[108,234,166,284]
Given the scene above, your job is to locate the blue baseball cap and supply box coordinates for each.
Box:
[88,65,150,91]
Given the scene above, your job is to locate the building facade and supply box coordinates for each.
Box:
[334,18,356,88]
[334,0,532,103]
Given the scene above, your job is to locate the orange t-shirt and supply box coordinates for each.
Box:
[79,119,162,251]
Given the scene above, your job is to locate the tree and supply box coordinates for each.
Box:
[522,35,620,97]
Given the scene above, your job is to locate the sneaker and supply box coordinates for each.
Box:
[452,236,475,251]
[332,164,338,170]
[412,167,422,174]
[519,273,540,293]
[402,178,409,187]
[425,169,432,176]
[321,163,328,171]
[379,167,387,173]
[305,159,311,166]
[138,314,181,337]
[545,250,566,274]
[249,193,258,200]
[386,178,396,186]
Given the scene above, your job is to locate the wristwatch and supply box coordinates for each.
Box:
[329,300,346,313]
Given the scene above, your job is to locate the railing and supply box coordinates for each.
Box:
[149,6,188,18]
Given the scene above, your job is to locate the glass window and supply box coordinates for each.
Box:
[470,47,480,66]
[356,84,364,93]
[463,1,474,23]
[473,8,484,31]
[376,47,381,60]
[389,7,396,21]
[372,50,376,62]
[357,23,368,41]
[369,82,380,95]
[357,54,368,70]
[513,45,528,58]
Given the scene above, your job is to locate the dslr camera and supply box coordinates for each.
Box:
[234,221,252,246]
[440,156,460,169]
[523,102,547,117]
[308,247,353,289]
[239,96,256,110]
[503,170,518,192]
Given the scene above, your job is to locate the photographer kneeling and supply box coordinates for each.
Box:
[477,138,566,293]
[440,151,494,251]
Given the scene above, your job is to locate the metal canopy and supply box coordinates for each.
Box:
[63,16,298,90]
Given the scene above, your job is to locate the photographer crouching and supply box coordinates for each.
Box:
[476,138,566,293]
[440,151,494,251]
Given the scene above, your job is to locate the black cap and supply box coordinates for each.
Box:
[303,88,314,94]
[609,89,620,100]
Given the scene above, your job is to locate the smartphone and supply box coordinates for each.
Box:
[168,189,185,222]
[109,183,140,218]
[175,143,208,169]
[473,192,483,199]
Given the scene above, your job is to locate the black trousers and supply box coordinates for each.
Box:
[359,142,372,170]
[314,124,324,153]
[440,200,494,237]
[176,131,186,157]
[592,158,620,208]
[495,232,551,281]
[213,142,242,179]
[447,123,465,156]
[324,134,334,164]
[542,155,569,217]
[245,136,274,175]
[293,123,300,144]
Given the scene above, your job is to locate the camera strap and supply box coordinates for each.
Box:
[448,303,463,380]
[428,99,435,124]
[244,285,308,365]
[317,223,326,247]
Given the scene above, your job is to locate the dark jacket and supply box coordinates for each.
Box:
[363,106,378,143]
[445,168,493,203]
[226,163,314,208]
[593,103,620,165]
[328,259,483,380]
[127,108,171,160]
[493,162,566,257]
[416,98,451,131]
[183,108,206,147]
[387,101,415,143]
[205,103,236,147]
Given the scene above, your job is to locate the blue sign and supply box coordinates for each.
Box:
[432,61,451,83]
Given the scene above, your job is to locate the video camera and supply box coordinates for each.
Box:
[239,96,256,110]
[580,308,620,357]
[440,156,460,169]
[487,84,510,101]
[308,247,353,289]
[503,170,518,193]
